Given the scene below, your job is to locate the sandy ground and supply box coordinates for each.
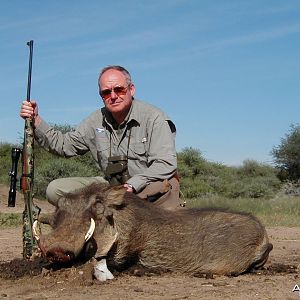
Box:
[1,184,300,300]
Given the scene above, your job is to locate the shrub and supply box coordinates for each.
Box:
[0,138,283,200]
[180,177,214,198]
[0,143,21,185]
[237,159,278,178]
[34,155,99,198]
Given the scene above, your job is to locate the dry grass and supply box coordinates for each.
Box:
[188,195,300,226]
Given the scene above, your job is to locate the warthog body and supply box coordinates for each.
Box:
[37,183,272,277]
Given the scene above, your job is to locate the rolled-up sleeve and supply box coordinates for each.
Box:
[34,118,90,157]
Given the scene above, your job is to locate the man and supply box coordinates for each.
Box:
[20,65,181,210]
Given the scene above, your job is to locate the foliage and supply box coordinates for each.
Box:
[272,124,300,181]
[34,155,99,197]
[1,130,282,200]
[0,142,21,185]
[0,123,100,198]
[178,148,281,199]
[236,159,278,178]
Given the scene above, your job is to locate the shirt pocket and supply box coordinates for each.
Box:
[130,143,148,166]
[96,140,110,171]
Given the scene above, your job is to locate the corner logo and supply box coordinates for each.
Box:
[292,284,300,295]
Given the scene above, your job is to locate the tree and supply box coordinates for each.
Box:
[271,124,300,181]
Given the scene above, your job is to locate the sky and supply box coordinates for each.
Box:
[1,0,299,166]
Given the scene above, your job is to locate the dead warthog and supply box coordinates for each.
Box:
[34,182,273,280]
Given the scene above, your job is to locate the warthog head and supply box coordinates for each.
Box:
[34,183,121,263]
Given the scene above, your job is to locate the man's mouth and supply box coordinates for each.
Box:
[109,101,122,106]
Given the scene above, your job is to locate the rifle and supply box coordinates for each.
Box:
[8,40,41,259]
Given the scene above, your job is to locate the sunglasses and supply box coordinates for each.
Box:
[100,84,130,100]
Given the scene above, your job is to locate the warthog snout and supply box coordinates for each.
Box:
[45,247,75,263]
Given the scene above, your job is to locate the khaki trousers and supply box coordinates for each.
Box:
[46,176,183,211]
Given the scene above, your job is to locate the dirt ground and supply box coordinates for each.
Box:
[1,184,300,300]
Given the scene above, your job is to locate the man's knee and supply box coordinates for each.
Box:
[46,179,64,206]
[46,176,107,206]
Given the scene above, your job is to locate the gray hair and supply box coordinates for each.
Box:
[98,65,132,84]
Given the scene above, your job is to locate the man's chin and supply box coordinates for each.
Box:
[108,105,123,113]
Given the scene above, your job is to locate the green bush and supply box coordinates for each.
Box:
[178,151,281,199]
[0,141,99,199]
[180,177,214,198]
[0,143,21,185]
[237,159,279,178]
[0,135,283,200]
[34,154,99,198]
[226,178,276,198]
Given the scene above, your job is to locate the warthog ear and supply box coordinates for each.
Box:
[104,186,127,207]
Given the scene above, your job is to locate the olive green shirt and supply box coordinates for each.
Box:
[35,99,177,192]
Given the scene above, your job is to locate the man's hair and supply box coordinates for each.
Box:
[99,65,132,84]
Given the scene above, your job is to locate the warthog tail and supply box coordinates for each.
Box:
[247,242,273,272]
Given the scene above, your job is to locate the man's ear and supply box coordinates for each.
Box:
[104,186,127,207]
[129,83,135,98]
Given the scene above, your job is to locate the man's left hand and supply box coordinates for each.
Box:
[124,183,134,192]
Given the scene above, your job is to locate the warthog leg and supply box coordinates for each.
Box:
[94,258,114,281]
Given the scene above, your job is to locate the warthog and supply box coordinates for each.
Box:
[34,182,273,280]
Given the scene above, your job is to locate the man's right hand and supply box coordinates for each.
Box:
[20,100,41,127]
[20,100,38,119]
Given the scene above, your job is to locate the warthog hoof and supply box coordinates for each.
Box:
[93,259,114,281]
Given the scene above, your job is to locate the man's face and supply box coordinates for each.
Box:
[99,69,135,118]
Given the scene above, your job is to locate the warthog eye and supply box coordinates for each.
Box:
[92,202,105,215]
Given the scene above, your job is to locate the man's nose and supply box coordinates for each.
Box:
[110,90,118,99]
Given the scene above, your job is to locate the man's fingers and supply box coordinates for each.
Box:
[20,100,38,119]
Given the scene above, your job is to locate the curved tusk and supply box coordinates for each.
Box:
[84,218,95,242]
[32,220,41,241]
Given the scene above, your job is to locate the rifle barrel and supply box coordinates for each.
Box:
[26,40,33,102]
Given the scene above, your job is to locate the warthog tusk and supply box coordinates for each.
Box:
[84,218,95,242]
[32,220,41,241]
